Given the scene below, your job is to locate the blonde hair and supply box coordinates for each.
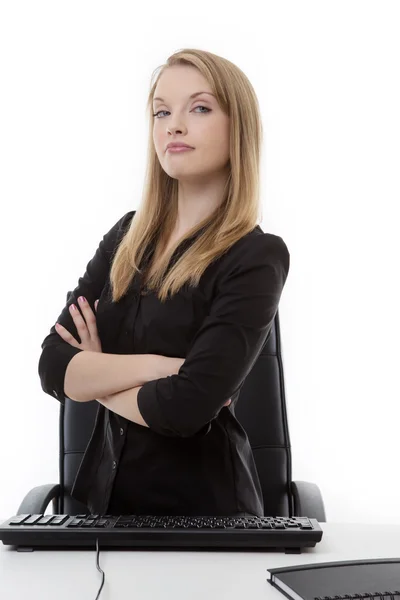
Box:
[109,48,264,303]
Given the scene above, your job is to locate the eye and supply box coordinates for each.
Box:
[152,106,211,118]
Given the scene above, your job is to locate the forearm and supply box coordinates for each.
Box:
[64,351,159,402]
[96,386,149,428]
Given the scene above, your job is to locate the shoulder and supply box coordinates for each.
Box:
[116,210,136,236]
[217,226,290,279]
[102,210,136,254]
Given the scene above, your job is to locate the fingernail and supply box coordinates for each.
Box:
[79,296,86,303]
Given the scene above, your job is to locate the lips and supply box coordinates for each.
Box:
[168,147,192,151]
[166,143,194,150]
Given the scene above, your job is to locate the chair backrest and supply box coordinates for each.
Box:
[58,293,293,517]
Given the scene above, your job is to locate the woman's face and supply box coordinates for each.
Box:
[152,65,230,182]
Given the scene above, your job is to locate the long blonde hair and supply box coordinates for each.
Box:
[109,48,264,303]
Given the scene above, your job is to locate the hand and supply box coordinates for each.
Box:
[55,296,102,353]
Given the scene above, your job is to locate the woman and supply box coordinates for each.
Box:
[38,48,290,517]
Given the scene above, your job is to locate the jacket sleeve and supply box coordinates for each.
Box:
[137,232,290,438]
[38,210,135,404]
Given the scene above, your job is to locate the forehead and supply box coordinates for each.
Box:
[153,66,214,103]
[153,90,215,104]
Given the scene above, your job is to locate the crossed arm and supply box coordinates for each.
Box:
[64,351,163,428]
[96,386,149,428]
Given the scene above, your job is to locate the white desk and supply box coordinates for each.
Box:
[0,521,399,599]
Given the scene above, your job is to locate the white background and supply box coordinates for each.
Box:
[0,0,399,523]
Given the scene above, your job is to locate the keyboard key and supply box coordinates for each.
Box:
[81,520,96,527]
[95,520,109,527]
[48,515,69,526]
[67,519,84,528]
[22,515,44,525]
[36,515,55,525]
[9,515,31,525]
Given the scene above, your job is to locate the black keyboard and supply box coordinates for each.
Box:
[0,514,323,553]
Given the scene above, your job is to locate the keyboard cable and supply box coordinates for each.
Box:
[94,537,105,599]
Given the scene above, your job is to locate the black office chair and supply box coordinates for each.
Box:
[18,291,327,521]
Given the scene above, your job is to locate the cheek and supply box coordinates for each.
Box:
[202,119,229,151]
[202,131,230,161]
[153,129,162,150]
[153,124,167,144]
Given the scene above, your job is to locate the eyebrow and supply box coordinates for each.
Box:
[153,91,215,104]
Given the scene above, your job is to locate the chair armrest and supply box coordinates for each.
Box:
[17,484,61,515]
[291,480,327,522]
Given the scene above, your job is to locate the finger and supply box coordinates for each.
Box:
[55,323,79,348]
[95,299,99,311]
[69,303,91,343]
[76,297,99,341]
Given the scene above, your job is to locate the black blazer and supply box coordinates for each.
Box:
[38,210,290,516]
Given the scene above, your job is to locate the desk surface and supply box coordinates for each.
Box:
[1,521,399,599]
